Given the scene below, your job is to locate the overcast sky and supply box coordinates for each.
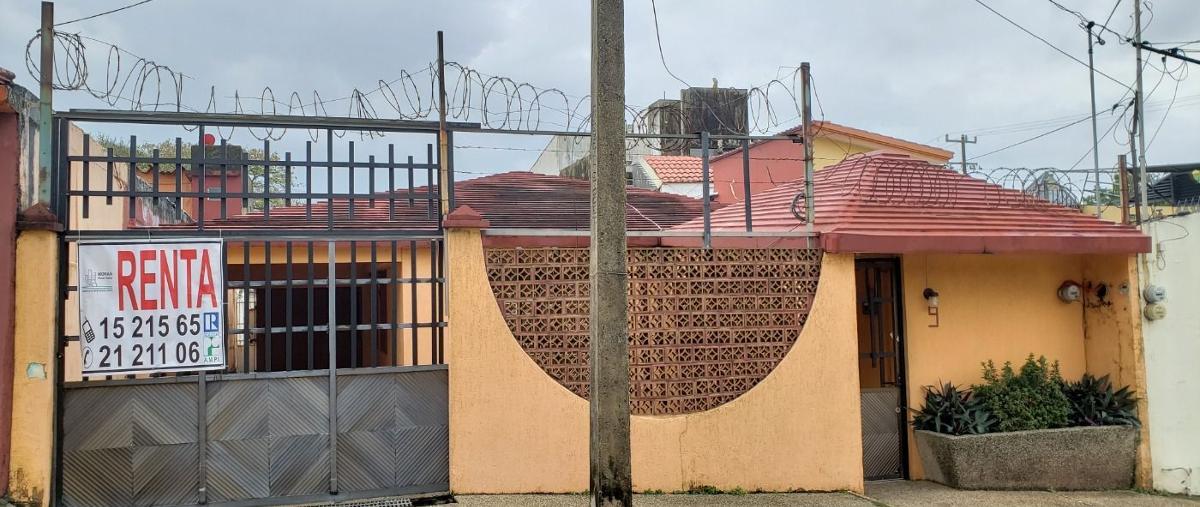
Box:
[1,0,1198,188]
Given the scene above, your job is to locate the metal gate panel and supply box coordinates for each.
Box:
[54,111,454,506]
[861,386,902,480]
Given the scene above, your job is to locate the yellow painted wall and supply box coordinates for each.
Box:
[1082,254,1152,488]
[446,228,864,494]
[900,254,1089,479]
[8,230,58,507]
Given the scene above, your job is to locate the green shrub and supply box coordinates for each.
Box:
[912,381,997,435]
[1062,373,1140,427]
[972,355,1070,432]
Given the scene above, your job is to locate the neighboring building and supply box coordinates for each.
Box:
[708,121,954,204]
[630,155,710,198]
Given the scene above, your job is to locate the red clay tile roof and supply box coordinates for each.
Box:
[199,171,712,232]
[641,155,704,183]
[712,120,954,163]
[674,152,1150,254]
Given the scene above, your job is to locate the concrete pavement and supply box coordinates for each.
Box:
[451,481,1200,506]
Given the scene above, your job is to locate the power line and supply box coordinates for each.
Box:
[974,0,1132,90]
[969,114,1094,161]
[55,0,158,27]
[649,0,691,89]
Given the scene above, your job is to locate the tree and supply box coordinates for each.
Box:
[92,134,296,212]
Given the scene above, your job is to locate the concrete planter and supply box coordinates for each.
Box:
[914,426,1138,490]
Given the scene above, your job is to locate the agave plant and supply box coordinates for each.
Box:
[1061,374,1140,427]
[912,382,997,435]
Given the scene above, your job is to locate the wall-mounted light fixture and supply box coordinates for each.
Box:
[923,288,940,327]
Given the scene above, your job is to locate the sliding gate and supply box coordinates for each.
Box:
[52,111,460,506]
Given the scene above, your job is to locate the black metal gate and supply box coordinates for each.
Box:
[51,111,465,506]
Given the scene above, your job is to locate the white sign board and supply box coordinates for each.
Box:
[77,240,226,375]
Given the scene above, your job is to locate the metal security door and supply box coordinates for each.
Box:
[855,259,907,481]
[52,111,467,507]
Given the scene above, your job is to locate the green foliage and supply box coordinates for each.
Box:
[912,381,997,435]
[1062,373,1140,427]
[973,355,1070,432]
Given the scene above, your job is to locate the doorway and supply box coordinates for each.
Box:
[855,258,908,480]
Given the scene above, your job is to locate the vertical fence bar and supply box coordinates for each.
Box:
[369,242,378,367]
[426,144,435,218]
[409,241,418,365]
[347,141,355,221]
[700,131,711,249]
[390,240,399,367]
[127,135,137,221]
[368,155,376,207]
[262,140,271,221]
[105,146,114,205]
[285,152,293,207]
[241,148,250,214]
[326,241,338,494]
[151,149,161,209]
[742,138,752,232]
[307,240,315,370]
[388,145,396,221]
[305,142,313,222]
[174,138,183,221]
[81,134,90,218]
[327,131,335,230]
[285,242,294,371]
[242,242,251,373]
[434,239,444,364]
[263,242,272,371]
[407,155,415,206]
[427,240,437,363]
[447,130,456,209]
[196,129,205,230]
[349,240,358,368]
[220,140,228,219]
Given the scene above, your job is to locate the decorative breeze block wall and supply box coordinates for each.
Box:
[484,247,822,415]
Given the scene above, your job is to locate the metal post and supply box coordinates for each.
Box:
[1129,125,1142,225]
[741,139,752,232]
[1118,155,1130,224]
[326,242,338,494]
[38,1,54,205]
[1086,22,1103,218]
[700,131,711,249]
[800,62,815,245]
[589,0,632,504]
[437,32,451,216]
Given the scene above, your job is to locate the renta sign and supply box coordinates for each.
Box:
[78,240,226,375]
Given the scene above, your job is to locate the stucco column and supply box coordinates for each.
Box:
[8,205,61,507]
[1082,254,1152,489]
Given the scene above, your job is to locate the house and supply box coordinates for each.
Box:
[629,155,710,198]
[706,121,954,204]
[673,151,1150,481]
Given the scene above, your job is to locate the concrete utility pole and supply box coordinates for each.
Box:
[1133,0,1150,227]
[39,1,53,205]
[1086,22,1103,217]
[437,31,451,215]
[589,0,632,505]
[945,134,977,175]
[800,62,815,243]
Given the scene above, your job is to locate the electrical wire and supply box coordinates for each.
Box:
[974,0,1132,90]
[649,0,691,89]
[55,0,158,27]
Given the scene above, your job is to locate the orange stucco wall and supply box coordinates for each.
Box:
[901,253,1089,479]
[446,228,863,493]
[900,253,1150,483]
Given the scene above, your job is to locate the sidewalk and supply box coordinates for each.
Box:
[452,481,1200,506]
